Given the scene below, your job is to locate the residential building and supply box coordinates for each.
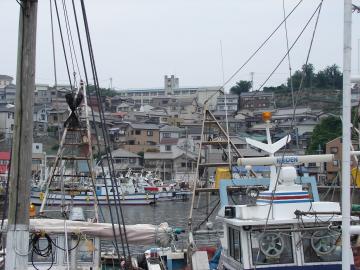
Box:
[216,94,238,112]
[33,104,51,134]
[0,104,14,139]
[2,84,16,104]
[122,123,160,153]
[0,151,10,182]
[0,75,13,89]
[325,137,358,183]
[34,84,52,104]
[116,75,221,111]
[240,91,274,110]
[101,148,142,172]
[144,148,197,182]
[32,143,46,181]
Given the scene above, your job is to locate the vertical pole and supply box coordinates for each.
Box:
[6,1,38,269]
[342,0,352,269]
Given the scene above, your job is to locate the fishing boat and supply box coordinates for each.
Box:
[211,112,354,269]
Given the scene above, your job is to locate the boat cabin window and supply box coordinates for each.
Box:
[228,227,241,262]
[301,228,341,263]
[76,238,94,263]
[250,230,294,266]
[28,236,57,264]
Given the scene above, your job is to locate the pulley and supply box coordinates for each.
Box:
[259,232,284,258]
[310,230,338,256]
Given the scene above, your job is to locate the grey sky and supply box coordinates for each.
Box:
[1,0,360,91]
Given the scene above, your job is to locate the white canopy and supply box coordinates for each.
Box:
[2,219,172,247]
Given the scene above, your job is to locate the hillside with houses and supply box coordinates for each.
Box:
[0,72,352,184]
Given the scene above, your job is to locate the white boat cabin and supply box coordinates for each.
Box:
[217,166,348,270]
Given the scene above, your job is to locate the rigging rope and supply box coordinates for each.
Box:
[75,0,133,265]
[282,0,295,110]
[60,0,82,84]
[253,1,324,268]
[255,3,323,91]
[203,0,304,105]
[70,0,125,263]
[53,0,73,89]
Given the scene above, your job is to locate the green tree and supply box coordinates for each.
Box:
[323,64,343,89]
[288,63,315,89]
[230,80,252,111]
[230,80,252,95]
[87,84,118,97]
[307,116,342,154]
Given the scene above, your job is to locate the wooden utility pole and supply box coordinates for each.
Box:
[6,1,38,269]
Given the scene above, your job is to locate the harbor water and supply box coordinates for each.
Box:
[0,195,222,254]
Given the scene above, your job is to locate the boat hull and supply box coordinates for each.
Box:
[30,190,158,205]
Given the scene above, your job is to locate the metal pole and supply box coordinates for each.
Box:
[342,0,352,269]
[6,1,38,269]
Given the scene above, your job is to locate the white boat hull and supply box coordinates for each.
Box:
[31,190,158,205]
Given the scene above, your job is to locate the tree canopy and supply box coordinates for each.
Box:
[307,116,342,154]
[230,80,252,95]
[287,63,342,90]
[87,84,119,97]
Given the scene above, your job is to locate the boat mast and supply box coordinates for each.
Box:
[5,1,38,269]
[342,0,352,269]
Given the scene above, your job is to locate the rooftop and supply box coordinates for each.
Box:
[0,75,13,81]
[129,123,160,130]
[160,125,183,133]
[111,148,140,158]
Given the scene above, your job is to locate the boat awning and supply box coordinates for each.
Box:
[1,219,172,247]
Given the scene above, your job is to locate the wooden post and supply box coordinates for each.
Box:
[6,1,38,269]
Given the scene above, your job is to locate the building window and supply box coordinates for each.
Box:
[333,160,339,166]
[135,130,141,135]
[330,147,338,154]
[228,227,241,262]
[165,145,171,151]
[147,130,153,136]
[163,132,171,138]
[129,158,136,164]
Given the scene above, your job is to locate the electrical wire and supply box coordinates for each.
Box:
[30,233,55,270]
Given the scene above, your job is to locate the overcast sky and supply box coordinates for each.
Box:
[1,0,360,91]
